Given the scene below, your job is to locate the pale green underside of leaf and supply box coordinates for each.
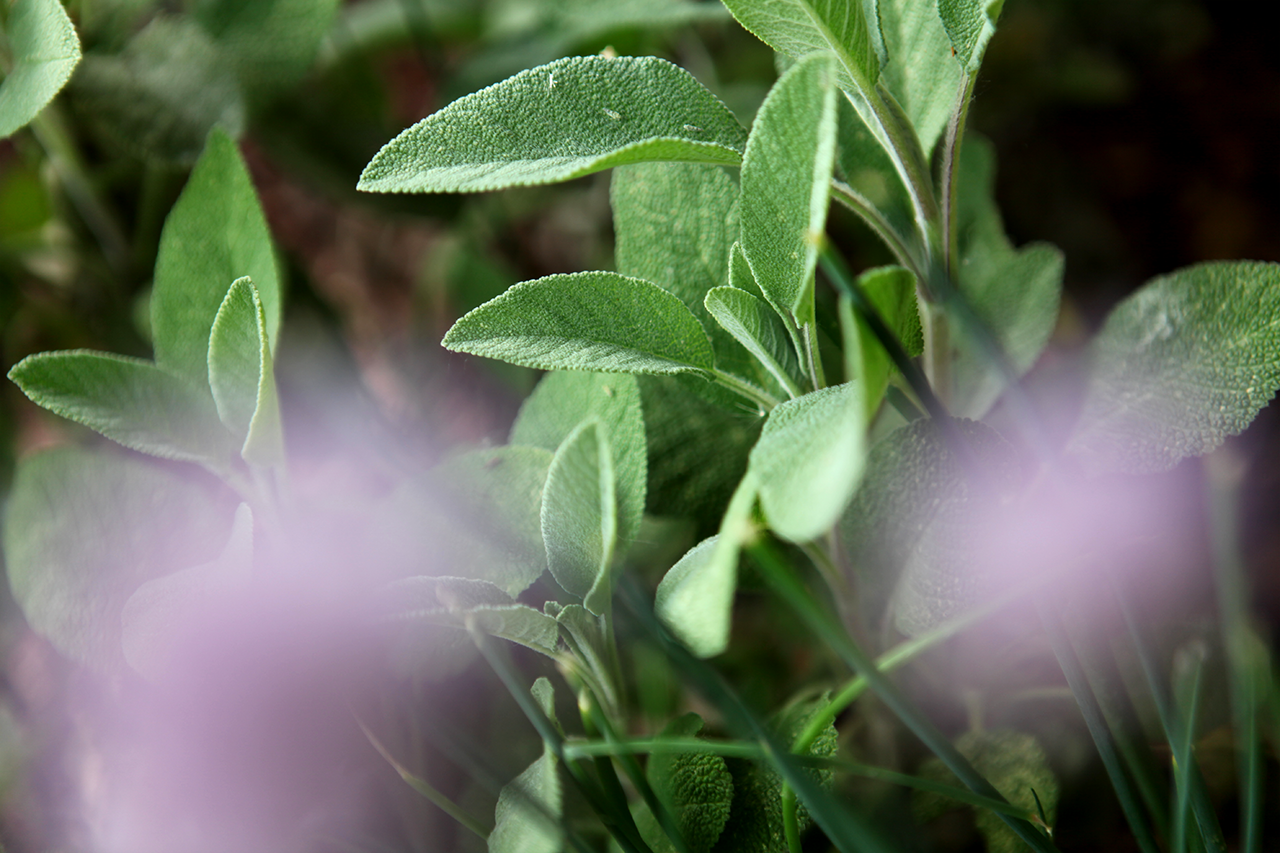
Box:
[719,0,882,94]
[705,286,802,396]
[1069,261,1280,474]
[0,0,81,138]
[877,0,964,159]
[376,576,560,657]
[740,53,839,324]
[8,350,231,467]
[936,0,1004,74]
[207,276,284,466]
[750,382,864,542]
[655,472,758,658]
[358,55,747,193]
[442,271,715,375]
[152,129,281,388]
[3,446,234,669]
[542,420,617,615]
[511,371,646,551]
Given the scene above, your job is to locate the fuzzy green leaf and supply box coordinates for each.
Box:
[877,0,963,159]
[719,0,882,93]
[8,350,231,467]
[649,713,734,853]
[936,0,1005,74]
[443,272,715,375]
[749,383,865,543]
[655,472,758,658]
[542,420,617,615]
[152,129,282,387]
[207,277,283,467]
[2,446,234,669]
[511,371,646,554]
[68,18,244,164]
[740,53,839,327]
[0,0,81,138]
[359,55,747,194]
[1069,261,1280,474]
[705,286,803,397]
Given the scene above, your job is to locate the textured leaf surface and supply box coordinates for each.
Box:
[1069,261,1280,474]
[542,420,617,614]
[740,53,839,326]
[193,0,340,102]
[936,0,1004,73]
[3,447,233,669]
[0,0,81,138]
[648,714,733,853]
[512,371,646,552]
[490,685,563,853]
[719,0,882,92]
[359,55,747,193]
[705,286,803,396]
[69,18,243,163]
[443,272,715,375]
[207,277,283,466]
[376,576,560,657]
[877,0,963,158]
[655,472,758,658]
[9,350,231,466]
[152,130,281,386]
[750,383,864,543]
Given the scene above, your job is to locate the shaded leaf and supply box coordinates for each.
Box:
[359,55,747,194]
[750,383,864,543]
[511,371,646,553]
[937,0,1005,74]
[877,0,963,159]
[847,266,922,419]
[740,53,839,327]
[833,92,915,242]
[0,0,81,138]
[152,129,282,386]
[442,272,715,375]
[490,686,564,853]
[207,276,283,466]
[9,350,231,467]
[705,286,803,397]
[551,603,618,711]
[1069,261,1280,474]
[542,420,617,615]
[648,713,734,853]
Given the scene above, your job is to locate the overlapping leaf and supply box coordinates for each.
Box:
[705,286,803,397]
[542,420,617,614]
[358,55,747,193]
[376,576,560,658]
[877,0,964,159]
[207,276,283,466]
[0,0,81,138]
[489,679,564,853]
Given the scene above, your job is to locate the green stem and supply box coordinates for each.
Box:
[829,180,923,280]
[862,85,941,267]
[1172,644,1207,853]
[709,368,782,411]
[802,322,826,391]
[939,71,978,282]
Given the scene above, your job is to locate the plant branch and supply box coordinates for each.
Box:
[829,180,922,279]
[939,71,978,281]
[709,368,782,411]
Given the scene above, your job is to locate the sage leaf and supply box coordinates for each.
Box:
[69,18,244,164]
[877,0,963,159]
[358,55,747,194]
[833,92,916,243]
[749,383,865,543]
[511,371,646,552]
[152,129,282,387]
[376,576,560,658]
[442,272,715,375]
[121,502,253,679]
[0,0,81,138]
[2,446,234,669]
[1069,261,1280,474]
[936,0,1005,74]
[207,277,284,467]
[705,286,803,397]
[719,0,883,93]
[542,420,617,615]
[655,472,758,658]
[846,266,923,419]
[8,350,231,467]
[740,53,839,327]
[490,685,563,853]
[648,713,733,853]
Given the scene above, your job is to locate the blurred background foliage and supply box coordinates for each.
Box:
[1,0,1278,850]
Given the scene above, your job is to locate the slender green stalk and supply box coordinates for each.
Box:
[709,368,782,411]
[939,71,978,281]
[1172,644,1207,853]
[802,323,827,391]
[861,85,941,266]
[830,180,923,279]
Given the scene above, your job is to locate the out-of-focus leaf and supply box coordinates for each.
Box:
[359,55,747,194]
[848,266,922,419]
[0,0,81,138]
[542,421,617,614]
[833,92,916,241]
[489,680,563,853]
[207,277,283,467]
[376,576,560,658]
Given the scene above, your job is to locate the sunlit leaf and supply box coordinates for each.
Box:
[0,0,81,138]
[207,277,283,467]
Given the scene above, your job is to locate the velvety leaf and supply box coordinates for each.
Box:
[192,0,340,103]
[68,17,244,164]
[376,576,560,658]
[0,0,81,138]
[750,383,864,543]
[442,272,715,375]
[207,276,283,467]
[2,446,234,669]
[8,350,231,467]
[1069,261,1280,474]
[936,0,1005,73]
[705,286,803,397]
[655,473,758,658]
[719,0,882,92]
[152,129,282,387]
[648,713,733,853]
[740,53,839,327]
[511,371,646,553]
[490,691,563,853]
[358,55,747,194]
[121,502,253,678]
[542,420,617,615]
[424,446,554,596]
[877,0,963,159]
